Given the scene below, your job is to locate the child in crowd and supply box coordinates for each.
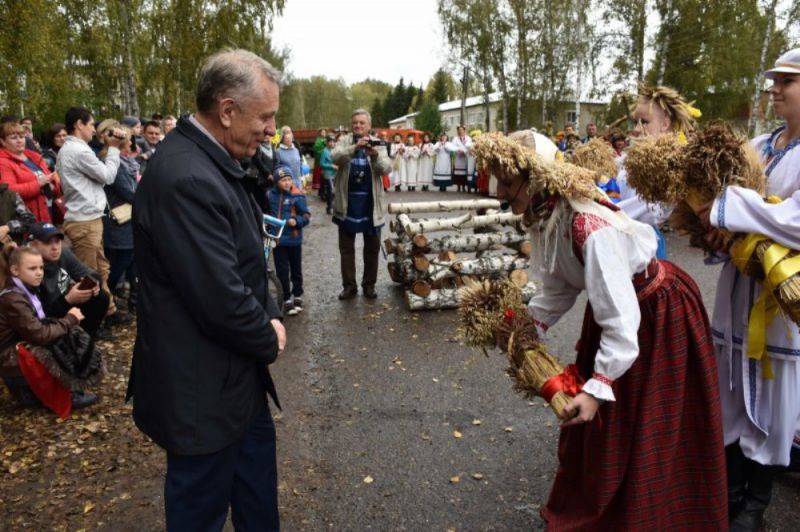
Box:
[267,166,311,316]
[320,135,337,215]
[0,246,97,412]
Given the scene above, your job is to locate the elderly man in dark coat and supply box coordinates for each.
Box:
[127,49,286,531]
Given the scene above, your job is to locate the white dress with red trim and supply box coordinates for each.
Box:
[528,198,658,401]
[708,127,800,466]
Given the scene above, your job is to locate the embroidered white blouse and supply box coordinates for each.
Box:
[709,128,800,363]
[528,205,658,401]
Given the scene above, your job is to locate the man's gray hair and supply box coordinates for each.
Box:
[196,49,282,114]
[352,108,371,122]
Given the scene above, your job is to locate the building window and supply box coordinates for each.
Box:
[565,110,578,125]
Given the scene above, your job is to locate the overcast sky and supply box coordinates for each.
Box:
[270,0,447,87]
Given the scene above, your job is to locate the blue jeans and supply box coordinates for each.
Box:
[165,401,279,531]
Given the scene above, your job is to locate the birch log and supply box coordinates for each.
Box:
[452,255,529,275]
[411,232,528,254]
[388,199,502,214]
[398,212,523,236]
[406,282,537,311]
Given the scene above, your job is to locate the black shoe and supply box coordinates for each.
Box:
[731,462,774,532]
[95,327,113,341]
[104,311,133,327]
[71,390,98,409]
[3,376,41,407]
[338,289,357,300]
[326,207,332,215]
[362,287,378,299]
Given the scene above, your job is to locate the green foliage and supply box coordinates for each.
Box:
[426,69,456,104]
[415,100,445,137]
[0,0,285,130]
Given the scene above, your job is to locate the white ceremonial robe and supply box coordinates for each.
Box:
[389,142,405,187]
[708,127,800,466]
[417,143,434,186]
[402,145,419,186]
[451,135,472,177]
[529,201,658,401]
[433,142,453,186]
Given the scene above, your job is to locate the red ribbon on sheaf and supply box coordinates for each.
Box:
[503,308,515,326]
[541,364,584,403]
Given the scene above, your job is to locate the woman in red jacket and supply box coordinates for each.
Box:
[0,121,60,222]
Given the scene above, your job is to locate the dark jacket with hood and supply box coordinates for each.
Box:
[128,115,282,455]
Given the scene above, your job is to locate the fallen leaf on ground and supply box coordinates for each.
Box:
[472,419,482,426]
[471,473,484,481]
[363,475,374,484]
[453,430,462,439]
[504,427,513,432]
[83,501,95,514]
[449,475,460,484]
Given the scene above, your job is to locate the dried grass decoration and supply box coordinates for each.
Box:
[472,133,603,203]
[458,279,581,421]
[571,138,619,182]
[623,134,687,205]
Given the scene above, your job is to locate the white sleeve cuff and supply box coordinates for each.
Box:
[709,189,726,229]
[582,378,616,402]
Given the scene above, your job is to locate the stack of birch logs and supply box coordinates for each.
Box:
[385,199,535,311]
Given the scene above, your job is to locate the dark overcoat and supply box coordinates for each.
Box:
[128,116,282,455]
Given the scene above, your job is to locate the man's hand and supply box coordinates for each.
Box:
[67,307,85,322]
[65,284,94,305]
[287,218,297,227]
[36,172,53,186]
[271,319,286,353]
[0,225,9,241]
[355,136,371,150]
[695,199,729,252]
[561,392,601,427]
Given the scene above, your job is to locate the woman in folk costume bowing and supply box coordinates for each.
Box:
[389,132,405,192]
[479,130,726,530]
[451,125,472,192]
[401,134,420,191]
[432,132,453,192]
[618,85,699,259]
[697,48,800,532]
[417,133,434,191]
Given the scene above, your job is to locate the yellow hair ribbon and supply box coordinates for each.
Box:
[687,104,702,119]
[677,130,688,145]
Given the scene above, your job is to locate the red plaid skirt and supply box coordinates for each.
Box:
[541,260,727,531]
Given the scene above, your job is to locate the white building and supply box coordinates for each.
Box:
[389,93,608,136]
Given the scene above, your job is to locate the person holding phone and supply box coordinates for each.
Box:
[25,222,110,340]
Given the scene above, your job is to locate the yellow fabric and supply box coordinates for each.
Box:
[730,196,800,379]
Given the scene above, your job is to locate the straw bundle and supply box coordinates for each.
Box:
[683,122,765,203]
[458,279,576,420]
[623,134,687,205]
[571,138,619,180]
[472,133,603,202]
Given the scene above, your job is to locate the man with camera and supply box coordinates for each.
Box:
[56,107,125,319]
[331,109,392,300]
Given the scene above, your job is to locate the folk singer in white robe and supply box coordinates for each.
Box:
[417,136,434,190]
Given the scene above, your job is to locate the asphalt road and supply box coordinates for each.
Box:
[271,189,800,531]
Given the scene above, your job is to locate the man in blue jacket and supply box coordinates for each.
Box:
[127,49,286,531]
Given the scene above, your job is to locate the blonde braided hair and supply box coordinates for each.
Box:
[637,84,696,136]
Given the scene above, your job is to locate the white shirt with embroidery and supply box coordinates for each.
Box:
[528,206,658,401]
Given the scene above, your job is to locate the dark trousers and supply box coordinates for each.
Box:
[338,227,380,291]
[79,289,110,337]
[324,178,334,211]
[165,402,279,532]
[273,245,303,302]
[106,247,136,291]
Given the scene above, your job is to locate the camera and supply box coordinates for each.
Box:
[368,138,386,147]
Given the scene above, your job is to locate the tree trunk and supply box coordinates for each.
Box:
[397,212,523,236]
[656,0,675,85]
[460,65,469,127]
[118,0,139,116]
[452,255,529,275]
[388,199,501,214]
[748,0,779,137]
[406,282,536,311]
[412,232,528,254]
